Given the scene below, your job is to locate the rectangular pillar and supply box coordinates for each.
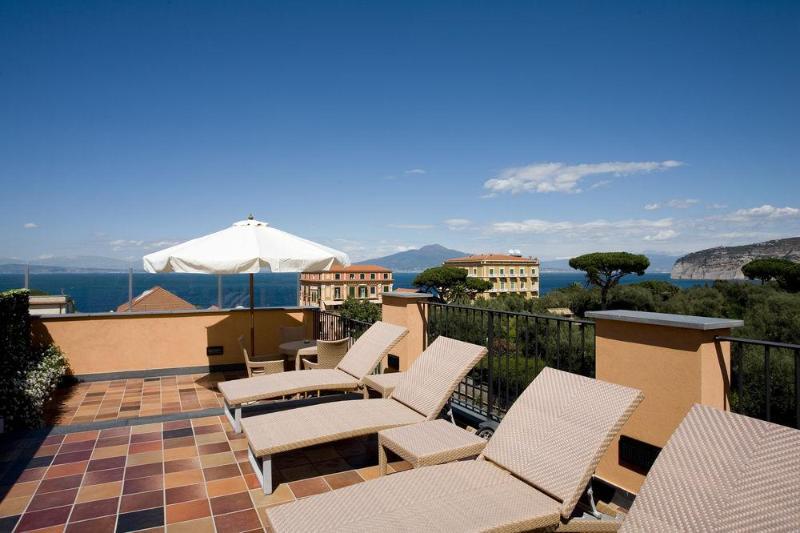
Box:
[380,292,432,371]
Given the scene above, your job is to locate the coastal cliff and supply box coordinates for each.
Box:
[671,237,800,280]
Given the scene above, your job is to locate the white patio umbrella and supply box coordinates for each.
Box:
[143,215,349,355]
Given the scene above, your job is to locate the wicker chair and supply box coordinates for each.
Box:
[303,337,350,370]
[238,335,285,377]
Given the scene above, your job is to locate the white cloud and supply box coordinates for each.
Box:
[644,229,679,241]
[388,224,435,230]
[23,222,38,229]
[404,168,426,175]
[491,218,673,235]
[484,160,683,195]
[720,205,800,222]
[589,180,612,190]
[444,218,471,231]
[645,198,699,210]
[707,203,727,210]
[37,254,54,260]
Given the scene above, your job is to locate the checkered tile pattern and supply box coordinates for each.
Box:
[0,414,412,532]
[45,373,246,426]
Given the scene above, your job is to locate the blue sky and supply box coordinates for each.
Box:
[1,1,798,263]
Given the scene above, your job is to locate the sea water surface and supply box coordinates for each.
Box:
[0,272,711,314]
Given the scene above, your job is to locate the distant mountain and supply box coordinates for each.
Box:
[541,253,681,273]
[357,244,468,272]
[672,237,800,280]
[0,255,141,273]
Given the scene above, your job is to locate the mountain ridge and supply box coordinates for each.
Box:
[671,237,800,279]
[356,244,468,272]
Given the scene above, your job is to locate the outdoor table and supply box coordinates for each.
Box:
[377,419,487,476]
[279,339,318,370]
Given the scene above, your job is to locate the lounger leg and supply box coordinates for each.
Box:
[249,447,273,495]
[224,400,242,434]
[378,441,388,476]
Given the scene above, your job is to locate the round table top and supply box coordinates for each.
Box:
[279,339,318,356]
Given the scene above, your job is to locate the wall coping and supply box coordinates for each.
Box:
[33,305,318,321]
[585,310,743,331]
[382,291,433,300]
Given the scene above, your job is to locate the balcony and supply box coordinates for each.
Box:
[0,296,798,532]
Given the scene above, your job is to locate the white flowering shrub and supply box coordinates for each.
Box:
[0,290,69,430]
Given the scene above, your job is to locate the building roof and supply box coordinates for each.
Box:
[116,286,196,312]
[395,288,420,293]
[308,264,392,273]
[445,254,539,263]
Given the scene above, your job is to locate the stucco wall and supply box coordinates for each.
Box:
[31,308,315,376]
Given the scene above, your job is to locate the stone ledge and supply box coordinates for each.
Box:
[585,310,743,330]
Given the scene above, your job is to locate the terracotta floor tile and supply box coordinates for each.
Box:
[65,514,116,533]
[125,462,163,480]
[36,474,83,494]
[193,433,226,446]
[131,423,163,435]
[99,427,131,438]
[165,484,207,505]
[120,490,164,513]
[323,470,364,490]
[18,467,47,483]
[91,444,129,460]
[63,430,99,444]
[69,497,119,522]
[209,491,251,515]
[197,442,230,455]
[165,499,211,524]
[242,473,260,490]
[302,446,340,462]
[52,450,93,466]
[205,476,248,498]
[58,440,96,454]
[163,458,200,474]
[213,509,262,533]
[15,504,71,532]
[163,437,195,450]
[0,495,30,518]
[83,467,124,486]
[165,516,215,533]
[129,440,163,454]
[388,460,412,473]
[249,485,294,509]
[278,464,319,483]
[87,455,127,472]
[202,464,241,482]
[199,452,235,469]
[287,477,329,499]
[4,481,39,499]
[27,488,78,512]
[96,436,130,448]
[116,506,165,533]
[45,461,88,479]
[76,481,122,503]
[123,475,163,495]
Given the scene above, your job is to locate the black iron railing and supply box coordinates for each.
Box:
[426,302,595,422]
[719,335,800,429]
[317,310,373,341]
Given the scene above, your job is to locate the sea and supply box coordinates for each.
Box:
[0,272,712,314]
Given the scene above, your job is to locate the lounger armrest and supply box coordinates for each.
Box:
[302,358,320,370]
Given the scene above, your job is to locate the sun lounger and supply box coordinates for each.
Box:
[241,336,488,493]
[218,321,407,432]
[265,367,644,531]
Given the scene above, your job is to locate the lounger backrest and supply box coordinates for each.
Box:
[389,336,487,419]
[482,367,643,519]
[621,404,800,532]
[335,321,408,380]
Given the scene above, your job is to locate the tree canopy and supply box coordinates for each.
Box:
[741,258,800,291]
[413,266,493,303]
[569,252,650,309]
[337,297,381,322]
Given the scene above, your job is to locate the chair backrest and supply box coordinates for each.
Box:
[314,338,350,369]
[238,335,254,364]
[335,321,408,379]
[280,326,306,343]
[389,336,487,420]
[621,404,800,532]
[481,367,643,519]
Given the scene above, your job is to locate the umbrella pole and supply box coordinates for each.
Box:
[249,273,255,356]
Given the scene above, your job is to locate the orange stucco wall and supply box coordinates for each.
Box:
[594,319,731,493]
[31,308,315,376]
[381,294,429,371]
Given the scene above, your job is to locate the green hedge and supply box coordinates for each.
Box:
[0,289,68,430]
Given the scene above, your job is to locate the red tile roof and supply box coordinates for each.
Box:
[308,264,392,273]
[445,254,539,263]
[116,286,196,312]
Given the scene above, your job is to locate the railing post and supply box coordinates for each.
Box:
[486,310,494,420]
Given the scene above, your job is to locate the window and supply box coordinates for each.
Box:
[519,268,525,276]
[334,287,341,299]
[510,268,515,276]
[359,286,367,298]
[360,273,365,280]
[472,268,477,276]
[349,273,355,280]
[511,281,516,290]
[349,286,355,298]
[383,285,390,292]
[383,273,388,279]
[500,268,505,275]
[489,268,494,276]
[521,282,526,290]
[500,281,506,290]
[370,286,376,295]
[335,273,341,280]
[370,273,375,280]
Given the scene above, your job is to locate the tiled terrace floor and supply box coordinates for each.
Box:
[0,414,412,533]
[45,373,246,426]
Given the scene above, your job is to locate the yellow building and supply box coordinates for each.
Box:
[444,253,540,299]
[299,265,393,309]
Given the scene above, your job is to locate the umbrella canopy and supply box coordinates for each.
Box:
[143,217,349,275]
[142,216,350,355]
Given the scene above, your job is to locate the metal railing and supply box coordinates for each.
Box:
[719,335,800,429]
[316,309,373,341]
[426,302,595,422]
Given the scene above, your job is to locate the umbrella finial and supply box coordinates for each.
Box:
[248,213,254,220]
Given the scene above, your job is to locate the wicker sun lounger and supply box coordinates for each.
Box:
[266,367,644,532]
[218,321,407,432]
[241,336,488,494]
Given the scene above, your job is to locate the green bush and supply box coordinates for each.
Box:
[0,289,69,431]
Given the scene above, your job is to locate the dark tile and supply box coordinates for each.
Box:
[0,515,19,533]
[193,425,222,435]
[69,497,119,522]
[130,432,162,444]
[53,449,93,465]
[126,462,163,480]
[163,420,191,431]
[312,457,352,476]
[59,439,97,454]
[162,428,193,440]
[16,505,71,532]
[165,483,206,505]
[116,507,165,533]
[66,514,117,533]
[213,509,261,532]
[202,463,241,481]
[84,467,125,485]
[143,377,161,382]
[120,490,164,513]
[27,488,78,512]
[88,456,127,472]
[25,455,54,469]
[36,473,84,493]
[17,467,47,483]
[97,436,130,448]
[123,475,163,495]
[198,442,230,455]
[42,435,65,446]
[209,491,251,515]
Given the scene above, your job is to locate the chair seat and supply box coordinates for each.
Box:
[218,369,361,406]
[266,460,561,533]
